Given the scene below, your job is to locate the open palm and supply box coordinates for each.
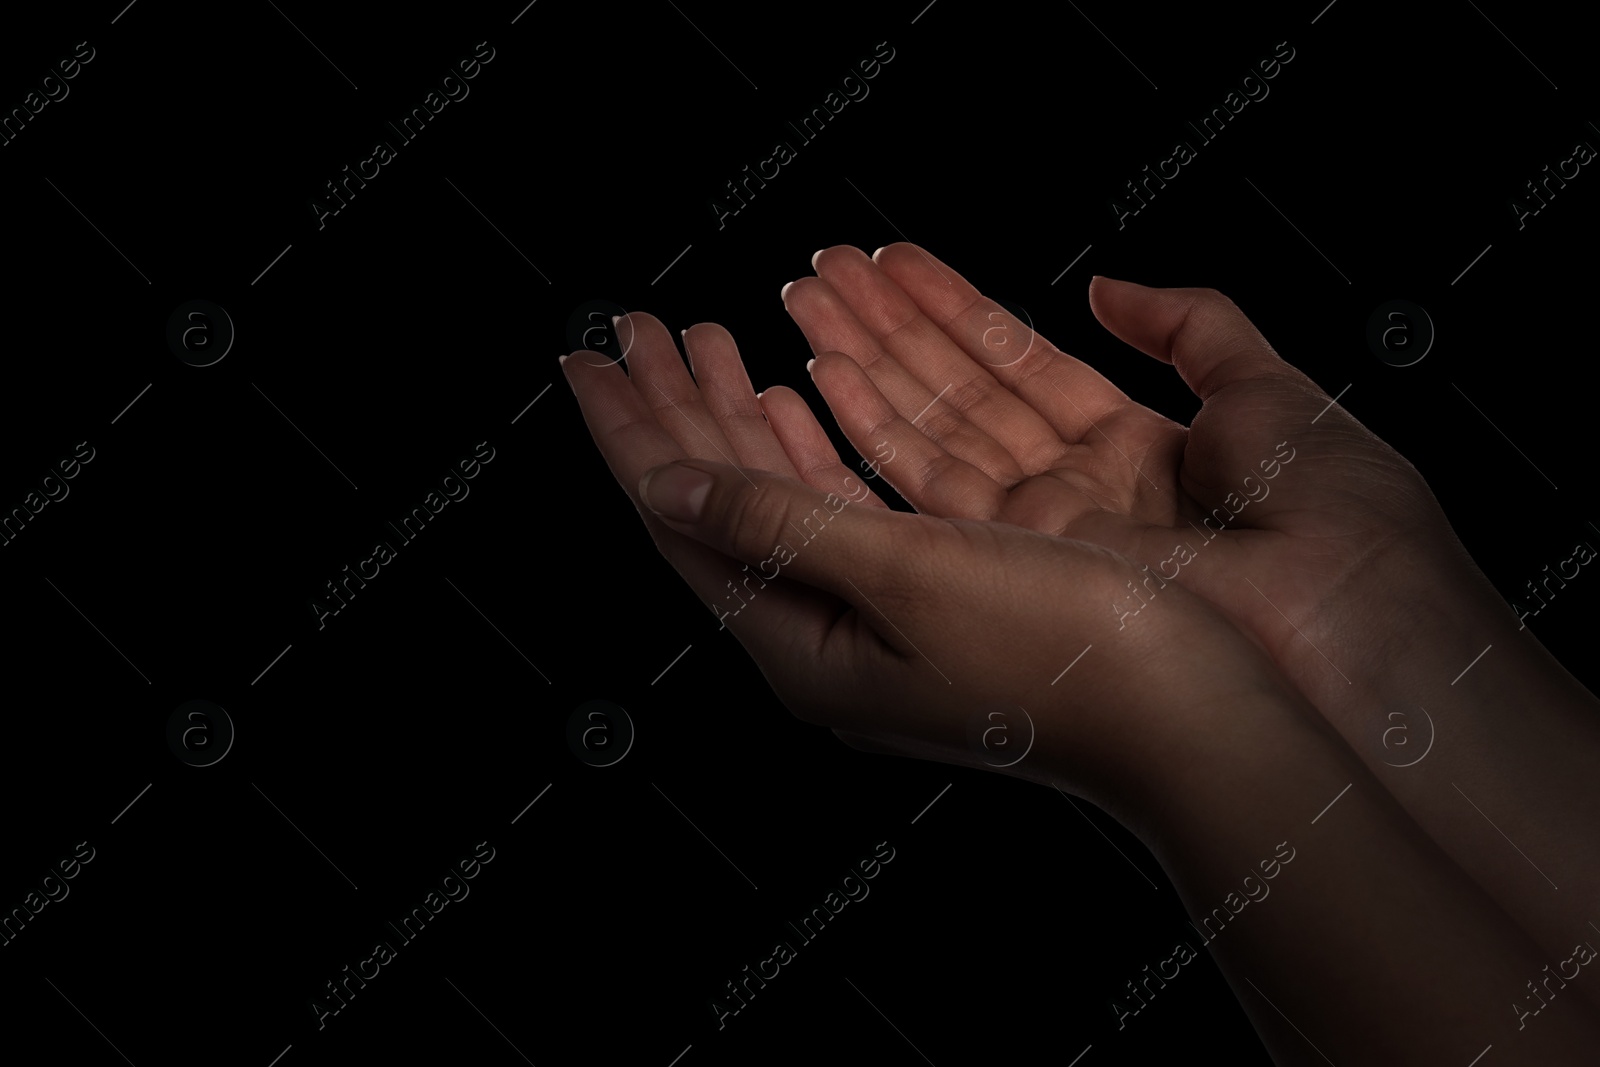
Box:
[778,243,1452,699]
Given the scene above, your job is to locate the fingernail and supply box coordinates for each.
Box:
[558,354,568,365]
[612,314,624,327]
[755,390,764,399]
[811,248,825,269]
[640,463,713,523]
[780,280,795,301]
[805,358,815,374]
[871,246,886,261]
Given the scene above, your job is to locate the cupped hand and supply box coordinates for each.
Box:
[779,243,1461,702]
[562,312,1311,809]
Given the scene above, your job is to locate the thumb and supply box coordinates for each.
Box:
[1087,277,1309,401]
[637,458,925,607]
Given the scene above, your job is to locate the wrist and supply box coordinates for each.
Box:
[1050,662,1350,857]
[1316,523,1598,727]
[1307,525,1507,722]
[1132,689,1354,860]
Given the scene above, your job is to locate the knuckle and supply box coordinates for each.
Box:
[1188,287,1245,326]
[724,479,791,558]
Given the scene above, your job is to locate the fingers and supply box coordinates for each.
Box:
[809,352,1005,521]
[561,348,689,509]
[681,322,800,477]
[757,384,889,509]
[562,345,843,673]
[1087,278,1308,401]
[783,265,1025,486]
[620,311,745,465]
[868,242,1132,445]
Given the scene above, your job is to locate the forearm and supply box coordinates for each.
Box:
[1306,530,1600,991]
[1115,689,1600,1064]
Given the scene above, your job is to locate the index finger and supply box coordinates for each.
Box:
[870,242,1133,442]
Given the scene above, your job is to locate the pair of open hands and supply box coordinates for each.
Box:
[562,242,1449,803]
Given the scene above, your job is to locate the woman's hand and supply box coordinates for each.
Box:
[780,242,1443,704]
[560,310,1313,812]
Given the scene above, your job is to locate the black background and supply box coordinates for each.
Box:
[0,1,1594,1064]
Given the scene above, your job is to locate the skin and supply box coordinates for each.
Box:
[778,243,1600,997]
[563,315,1600,1062]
